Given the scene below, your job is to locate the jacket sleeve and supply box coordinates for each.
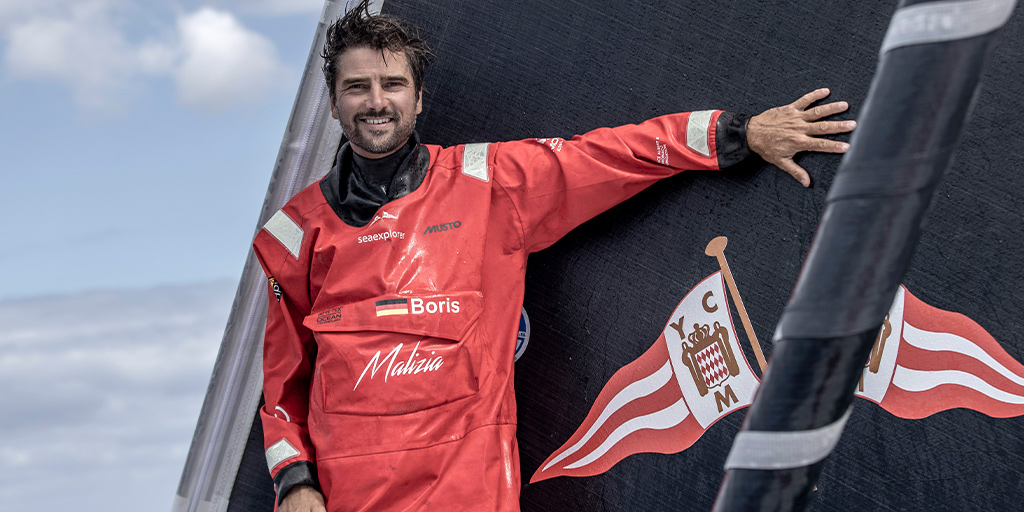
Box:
[253,208,322,505]
[491,110,750,253]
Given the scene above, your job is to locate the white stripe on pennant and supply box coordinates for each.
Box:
[462,143,490,182]
[263,210,303,259]
[565,398,690,470]
[893,367,1024,404]
[686,110,714,157]
[724,407,852,470]
[265,438,300,471]
[543,361,674,472]
[903,323,1024,387]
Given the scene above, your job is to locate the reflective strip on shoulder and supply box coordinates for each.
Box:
[686,110,714,158]
[263,210,303,259]
[881,0,1016,54]
[266,438,301,472]
[724,407,852,470]
[462,143,490,182]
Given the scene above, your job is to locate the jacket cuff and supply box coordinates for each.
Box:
[715,111,752,168]
[274,460,321,506]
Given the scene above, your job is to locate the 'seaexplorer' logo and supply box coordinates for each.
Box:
[358,229,405,244]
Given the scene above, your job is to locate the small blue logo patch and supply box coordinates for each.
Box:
[515,307,531,362]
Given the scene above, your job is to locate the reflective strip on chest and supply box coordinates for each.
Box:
[686,110,714,158]
[462,143,490,182]
[263,210,303,259]
[266,438,300,471]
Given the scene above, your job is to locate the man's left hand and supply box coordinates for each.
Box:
[747,88,856,187]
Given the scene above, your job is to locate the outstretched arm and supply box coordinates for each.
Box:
[747,88,856,187]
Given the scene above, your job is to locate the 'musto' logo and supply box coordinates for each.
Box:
[423,221,461,234]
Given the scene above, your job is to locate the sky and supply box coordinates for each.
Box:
[0,281,236,510]
[0,0,328,302]
[0,0,329,509]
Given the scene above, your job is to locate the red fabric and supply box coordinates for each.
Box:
[530,271,760,482]
[877,286,1024,420]
[253,112,723,511]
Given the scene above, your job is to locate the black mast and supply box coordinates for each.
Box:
[713,1,1018,510]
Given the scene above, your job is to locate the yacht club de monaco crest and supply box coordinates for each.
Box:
[531,236,1024,483]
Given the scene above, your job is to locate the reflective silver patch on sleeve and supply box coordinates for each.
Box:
[266,438,301,472]
[724,407,852,470]
[462,143,490,182]
[263,210,303,259]
[686,110,714,158]
[881,0,1015,54]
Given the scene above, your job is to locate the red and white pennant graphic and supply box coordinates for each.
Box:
[533,237,1024,484]
[531,271,759,482]
[856,285,1024,419]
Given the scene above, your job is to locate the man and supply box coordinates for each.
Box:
[253,2,855,511]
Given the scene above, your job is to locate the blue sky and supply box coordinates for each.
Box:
[0,281,236,510]
[0,1,328,509]
[0,0,326,301]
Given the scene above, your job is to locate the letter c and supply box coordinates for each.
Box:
[702,291,718,313]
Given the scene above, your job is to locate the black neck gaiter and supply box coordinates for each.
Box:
[320,133,430,228]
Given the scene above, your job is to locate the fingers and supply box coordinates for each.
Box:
[804,135,851,154]
[804,101,850,121]
[808,119,857,136]
[791,88,831,110]
[777,158,811,188]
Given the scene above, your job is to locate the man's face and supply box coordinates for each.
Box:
[330,47,422,159]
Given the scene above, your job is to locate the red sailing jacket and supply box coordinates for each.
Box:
[254,111,736,511]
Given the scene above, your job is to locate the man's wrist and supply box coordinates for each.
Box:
[715,111,753,168]
[274,460,321,505]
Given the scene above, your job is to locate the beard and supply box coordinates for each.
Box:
[343,108,416,157]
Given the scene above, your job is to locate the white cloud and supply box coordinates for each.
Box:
[0,282,234,511]
[3,1,137,111]
[1,1,291,113]
[173,7,289,110]
[228,0,326,16]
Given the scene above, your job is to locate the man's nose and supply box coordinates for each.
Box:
[366,84,385,110]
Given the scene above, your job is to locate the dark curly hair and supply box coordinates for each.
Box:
[321,0,433,102]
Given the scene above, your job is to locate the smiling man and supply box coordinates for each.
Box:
[252,2,855,511]
[330,46,422,158]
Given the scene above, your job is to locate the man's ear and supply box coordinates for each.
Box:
[330,98,339,120]
[416,90,423,115]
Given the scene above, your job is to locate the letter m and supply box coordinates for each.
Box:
[354,344,402,390]
[714,385,739,413]
[423,225,436,234]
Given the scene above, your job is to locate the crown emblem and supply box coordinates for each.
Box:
[680,320,741,396]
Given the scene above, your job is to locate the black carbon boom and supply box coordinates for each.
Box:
[712,0,1017,510]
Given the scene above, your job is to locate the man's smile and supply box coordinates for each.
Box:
[361,117,392,126]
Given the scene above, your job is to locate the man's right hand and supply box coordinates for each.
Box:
[280,485,326,512]
[747,88,856,187]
